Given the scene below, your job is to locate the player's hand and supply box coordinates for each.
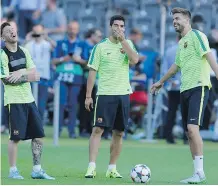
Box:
[27,71,40,82]
[7,69,25,83]
[114,29,125,42]
[150,81,163,95]
[85,97,93,112]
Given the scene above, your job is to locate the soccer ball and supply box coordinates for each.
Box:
[130,164,151,184]
[172,125,184,138]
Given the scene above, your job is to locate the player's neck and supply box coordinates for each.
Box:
[5,42,18,52]
[181,26,192,37]
[109,36,119,44]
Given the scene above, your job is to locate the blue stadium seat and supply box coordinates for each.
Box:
[63,0,87,21]
[78,9,101,36]
[193,5,213,34]
[113,0,139,14]
[141,33,159,51]
[139,3,161,22]
[88,0,112,10]
[165,33,177,48]
[165,17,175,33]
[132,12,157,35]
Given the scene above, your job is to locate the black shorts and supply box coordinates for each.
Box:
[93,95,130,131]
[180,86,209,131]
[6,102,45,140]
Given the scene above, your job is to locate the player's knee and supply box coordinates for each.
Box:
[9,140,19,144]
[113,130,124,138]
[187,125,198,139]
[92,127,104,136]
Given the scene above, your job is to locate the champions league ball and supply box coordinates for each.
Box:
[130,164,151,184]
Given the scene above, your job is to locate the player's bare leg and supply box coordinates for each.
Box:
[8,140,19,168]
[180,125,206,184]
[31,138,54,180]
[85,127,104,178]
[89,127,104,162]
[106,130,123,178]
[109,130,124,165]
[8,140,23,179]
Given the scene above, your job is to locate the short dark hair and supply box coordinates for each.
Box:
[110,15,125,26]
[84,28,97,39]
[171,7,191,19]
[1,22,11,36]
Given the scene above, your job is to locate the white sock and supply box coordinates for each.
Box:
[108,164,116,170]
[10,166,17,172]
[88,162,96,168]
[33,165,41,172]
[194,156,204,173]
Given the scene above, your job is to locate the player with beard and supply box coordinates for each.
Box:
[151,8,218,184]
[0,22,54,180]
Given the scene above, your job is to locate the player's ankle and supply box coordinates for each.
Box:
[89,162,96,168]
[10,166,18,172]
[33,164,41,172]
[108,164,116,170]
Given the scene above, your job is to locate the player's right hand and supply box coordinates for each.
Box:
[85,97,93,112]
[150,81,163,95]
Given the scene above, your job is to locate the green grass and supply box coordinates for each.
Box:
[1,126,218,185]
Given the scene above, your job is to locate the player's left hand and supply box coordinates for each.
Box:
[7,69,25,83]
[114,29,125,42]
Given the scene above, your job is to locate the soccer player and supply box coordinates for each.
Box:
[0,22,55,180]
[84,15,139,178]
[151,8,218,184]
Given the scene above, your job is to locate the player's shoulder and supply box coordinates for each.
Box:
[192,29,207,40]
[0,48,7,57]
[92,38,108,51]
[19,46,28,53]
[97,38,108,47]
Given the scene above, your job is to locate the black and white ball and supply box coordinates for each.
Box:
[130,164,151,183]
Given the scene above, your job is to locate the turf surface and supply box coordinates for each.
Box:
[1,126,217,185]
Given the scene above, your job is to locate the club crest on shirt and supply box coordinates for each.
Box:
[184,41,188,48]
[120,48,125,54]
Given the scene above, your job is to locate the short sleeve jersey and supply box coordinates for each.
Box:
[0,46,35,105]
[175,29,212,92]
[88,38,137,95]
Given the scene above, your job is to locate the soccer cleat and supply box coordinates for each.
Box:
[8,170,24,179]
[106,168,122,178]
[180,172,206,184]
[31,169,55,180]
[85,165,96,178]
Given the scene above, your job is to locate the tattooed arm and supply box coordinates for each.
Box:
[2,74,28,85]
[1,68,40,86]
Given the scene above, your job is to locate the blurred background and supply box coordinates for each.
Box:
[1,0,218,144]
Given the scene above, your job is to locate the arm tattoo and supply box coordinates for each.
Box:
[2,75,28,85]
[31,139,43,165]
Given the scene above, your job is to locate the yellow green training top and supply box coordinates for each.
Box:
[175,29,212,92]
[88,38,137,95]
[0,46,35,106]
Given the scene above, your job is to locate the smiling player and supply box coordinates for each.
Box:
[151,7,218,184]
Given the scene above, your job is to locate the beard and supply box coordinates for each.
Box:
[174,24,184,33]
